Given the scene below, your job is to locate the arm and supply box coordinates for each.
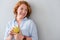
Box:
[13,32,32,40]
[29,21,38,40]
[25,36,32,40]
[14,33,24,40]
[4,22,13,40]
[23,21,38,40]
[6,35,12,40]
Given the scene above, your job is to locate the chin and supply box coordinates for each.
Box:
[20,17,24,19]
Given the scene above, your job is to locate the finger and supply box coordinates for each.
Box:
[19,31,22,35]
[9,27,14,35]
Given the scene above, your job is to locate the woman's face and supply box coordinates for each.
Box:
[16,4,28,20]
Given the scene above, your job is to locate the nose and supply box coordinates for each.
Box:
[22,10,26,14]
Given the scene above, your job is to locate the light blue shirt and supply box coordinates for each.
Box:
[4,17,38,40]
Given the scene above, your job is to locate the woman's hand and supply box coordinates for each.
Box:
[9,27,24,40]
[14,33,24,40]
[6,28,14,40]
[9,26,20,35]
[25,36,32,40]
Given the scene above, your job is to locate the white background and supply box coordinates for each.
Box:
[0,0,60,40]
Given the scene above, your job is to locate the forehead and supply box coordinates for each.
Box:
[19,4,27,8]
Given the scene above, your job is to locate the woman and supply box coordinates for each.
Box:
[4,1,38,40]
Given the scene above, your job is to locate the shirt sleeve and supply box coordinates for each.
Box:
[4,22,10,40]
[29,21,38,40]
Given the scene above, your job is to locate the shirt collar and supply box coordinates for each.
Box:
[13,17,28,26]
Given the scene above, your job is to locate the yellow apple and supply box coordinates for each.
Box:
[13,26,20,33]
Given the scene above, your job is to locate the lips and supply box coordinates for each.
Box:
[20,13,26,16]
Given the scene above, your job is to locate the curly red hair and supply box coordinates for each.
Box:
[13,1,32,18]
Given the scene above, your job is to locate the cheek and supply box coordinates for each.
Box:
[25,12,27,16]
[17,8,21,13]
[18,9,21,13]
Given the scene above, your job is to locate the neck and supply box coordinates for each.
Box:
[18,18,23,23]
[15,18,23,25]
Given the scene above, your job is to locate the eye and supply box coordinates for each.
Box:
[20,7,23,10]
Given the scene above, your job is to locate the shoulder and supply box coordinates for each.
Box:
[26,18,36,26]
[28,19,35,24]
[8,19,14,24]
[7,19,15,27]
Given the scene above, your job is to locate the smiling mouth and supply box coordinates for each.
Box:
[21,13,26,16]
